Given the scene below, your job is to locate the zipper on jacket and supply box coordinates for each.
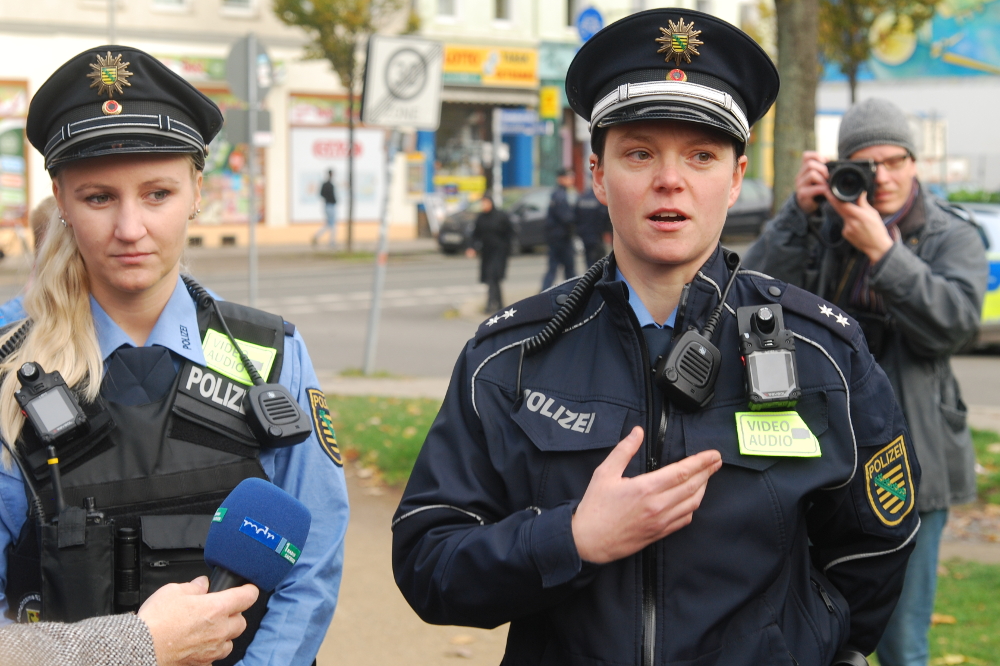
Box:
[639,319,658,666]
[812,579,836,613]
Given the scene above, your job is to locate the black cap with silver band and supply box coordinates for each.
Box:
[566,8,778,147]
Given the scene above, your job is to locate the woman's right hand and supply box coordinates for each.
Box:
[137,576,259,666]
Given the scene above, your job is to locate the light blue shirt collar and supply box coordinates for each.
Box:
[616,268,677,330]
[90,276,206,366]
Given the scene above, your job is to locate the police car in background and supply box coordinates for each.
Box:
[962,203,1000,347]
[437,187,552,256]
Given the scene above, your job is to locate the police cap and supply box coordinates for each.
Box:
[26,45,224,170]
[566,8,778,145]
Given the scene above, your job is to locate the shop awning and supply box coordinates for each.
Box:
[441,86,538,107]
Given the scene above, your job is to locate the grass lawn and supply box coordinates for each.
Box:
[971,428,1000,505]
[326,394,442,486]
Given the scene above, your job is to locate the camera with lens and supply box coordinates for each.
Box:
[826,160,877,204]
[14,362,89,446]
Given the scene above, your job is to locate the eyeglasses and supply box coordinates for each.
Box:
[870,153,912,172]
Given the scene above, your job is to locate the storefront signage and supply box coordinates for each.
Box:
[0,81,28,226]
[499,108,547,135]
[289,127,385,224]
[443,45,538,88]
[290,95,353,126]
[539,86,561,119]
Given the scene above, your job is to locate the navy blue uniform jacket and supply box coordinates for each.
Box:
[392,247,920,666]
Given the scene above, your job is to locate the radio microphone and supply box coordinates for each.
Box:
[204,478,312,593]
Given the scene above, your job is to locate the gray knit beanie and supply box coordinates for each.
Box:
[838,98,916,159]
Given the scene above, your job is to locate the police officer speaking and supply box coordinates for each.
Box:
[393,9,919,666]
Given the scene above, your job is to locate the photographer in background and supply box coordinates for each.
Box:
[744,97,988,666]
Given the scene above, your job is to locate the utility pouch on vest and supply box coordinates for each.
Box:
[138,514,213,602]
[40,517,115,622]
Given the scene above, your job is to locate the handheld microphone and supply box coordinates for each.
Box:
[204,478,312,592]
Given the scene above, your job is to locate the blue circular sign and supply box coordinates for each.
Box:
[577,6,604,42]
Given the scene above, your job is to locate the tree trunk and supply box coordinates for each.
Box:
[772,0,820,211]
[848,66,858,104]
[346,83,355,254]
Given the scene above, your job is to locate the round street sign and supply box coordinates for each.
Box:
[577,7,604,42]
[385,48,428,101]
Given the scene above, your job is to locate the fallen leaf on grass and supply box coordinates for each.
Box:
[356,467,375,479]
[450,635,476,645]
[403,426,418,438]
[986,443,1000,454]
[931,656,984,665]
[938,564,950,576]
[343,447,360,462]
[931,613,957,626]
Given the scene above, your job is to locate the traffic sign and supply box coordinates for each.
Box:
[226,35,273,103]
[362,35,443,130]
[577,6,604,42]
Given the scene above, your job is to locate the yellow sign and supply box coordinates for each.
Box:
[539,86,560,119]
[202,329,277,386]
[443,45,538,88]
[735,411,821,457]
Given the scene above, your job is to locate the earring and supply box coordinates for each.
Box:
[59,216,67,227]
[188,208,201,220]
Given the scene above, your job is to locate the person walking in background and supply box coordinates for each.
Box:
[0,197,57,327]
[575,184,612,269]
[541,168,577,290]
[468,195,514,314]
[744,97,987,666]
[313,169,338,248]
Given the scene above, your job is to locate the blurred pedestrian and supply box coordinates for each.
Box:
[0,197,57,327]
[313,169,338,248]
[575,185,612,268]
[541,168,577,290]
[467,195,514,313]
[744,97,988,666]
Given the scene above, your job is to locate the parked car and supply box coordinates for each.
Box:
[723,177,773,237]
[957,202,1000,348]
[437,187,552,255]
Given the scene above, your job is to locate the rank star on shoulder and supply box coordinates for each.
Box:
[485,315,501,327]
[818,304,834,318]
[835,313,850,327]
[502,308,516,320]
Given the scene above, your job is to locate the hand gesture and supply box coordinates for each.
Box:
[571,427,722,564]
[827,194,894,263]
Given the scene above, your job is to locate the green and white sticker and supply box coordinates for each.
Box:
[735,411,821,457]
[212,507,228,522]
[279,541,301,565]
[202,329,277,386]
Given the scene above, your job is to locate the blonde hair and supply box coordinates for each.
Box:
[0,206,103,468]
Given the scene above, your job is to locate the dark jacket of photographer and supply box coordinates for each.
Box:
[743,188,987,512]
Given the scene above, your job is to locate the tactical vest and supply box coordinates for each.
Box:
[4,296,292,666]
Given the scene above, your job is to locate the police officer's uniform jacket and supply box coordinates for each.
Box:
[392,246,921,665]
[0,278,348,666]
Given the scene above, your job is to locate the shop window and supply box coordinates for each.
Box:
[221,0,257,17]
[151,0,190,12]
[495,0,511,21]
[438,0,456,17]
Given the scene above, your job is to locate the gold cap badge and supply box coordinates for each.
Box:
[87,52,134,98]
[656,18,704,66]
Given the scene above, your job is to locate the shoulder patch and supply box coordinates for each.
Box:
[475,291,557,343]
[779,284,857,343]
[307,388,342,466]
[864,435,915,526]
